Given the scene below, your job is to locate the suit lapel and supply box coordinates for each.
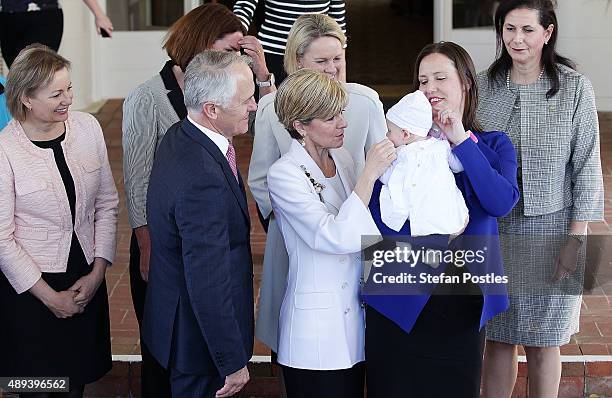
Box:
[160,60,188,119]
[181,119,249,220]
[287,141,347,213]
[321,149,356,213]
[331,149,356,198]
[323,190,343,214]
[237,170,251,229]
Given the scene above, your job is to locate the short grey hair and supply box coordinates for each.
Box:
[184,50,252,112]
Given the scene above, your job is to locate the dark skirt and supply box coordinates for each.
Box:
[0,234,111,386]
[365,272,485,398]
[281,362,365,398]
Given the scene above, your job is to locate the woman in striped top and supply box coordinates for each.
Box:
[233,0,346,84]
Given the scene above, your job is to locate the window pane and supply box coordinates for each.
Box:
[107,0,191,31]
[452,0,497,29]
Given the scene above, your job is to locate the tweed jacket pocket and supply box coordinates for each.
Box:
[13,225,56,267]
[82,158,101,172]
[15,178,47,196]
[14,225,48,241]
[80,157,102,201]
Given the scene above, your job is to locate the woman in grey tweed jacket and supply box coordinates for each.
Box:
[477,1,604,397]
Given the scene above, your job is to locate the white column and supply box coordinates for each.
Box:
[556,0,612,110]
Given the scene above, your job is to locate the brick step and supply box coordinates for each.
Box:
[76,357,612,398]
[513,358,612,397]
[83,361,281,398]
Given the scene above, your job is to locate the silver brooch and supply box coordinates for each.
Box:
[300,165,325,202]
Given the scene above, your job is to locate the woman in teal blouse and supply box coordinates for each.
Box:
[0,77,12,130]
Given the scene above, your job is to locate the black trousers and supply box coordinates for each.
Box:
[365,277,485,398]
[263,52,288,87]
[0,9,63,68]
[281,362,365,398]
[129,232,172,398]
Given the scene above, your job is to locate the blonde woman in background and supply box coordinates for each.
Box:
[122,5,273,395]
[268,69,395,397]
[249,13,387,360]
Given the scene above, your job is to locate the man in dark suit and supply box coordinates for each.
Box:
[143,50,257,398]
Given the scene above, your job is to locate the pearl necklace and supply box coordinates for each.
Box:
[506,68,545,90]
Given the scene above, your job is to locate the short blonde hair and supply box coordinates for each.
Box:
[275,69,348,140]
[283,14,347,75]
[5,44,71,121]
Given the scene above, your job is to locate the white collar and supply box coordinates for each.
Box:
[187,115,230,156]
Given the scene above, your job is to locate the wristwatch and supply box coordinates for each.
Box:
[256,73,275,88]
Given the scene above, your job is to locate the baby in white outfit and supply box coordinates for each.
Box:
[379,90,469,235]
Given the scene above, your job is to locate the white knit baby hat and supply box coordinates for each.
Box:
[385,90,432,137]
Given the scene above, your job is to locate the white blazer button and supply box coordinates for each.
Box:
[344,308,350,314]
[341,282,348,289]
[340,256,347,263]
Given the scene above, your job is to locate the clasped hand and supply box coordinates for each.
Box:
[48,260,106,318]
[47,290,84,319]
[68,265,105,308]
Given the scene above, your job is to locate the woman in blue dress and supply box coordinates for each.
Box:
[364,41,520,397]
[0,77,11,130]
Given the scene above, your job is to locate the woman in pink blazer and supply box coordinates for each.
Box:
[0,45,118,397]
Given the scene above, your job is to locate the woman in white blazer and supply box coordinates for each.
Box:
[249,13,387,359]
[267,69,395,397]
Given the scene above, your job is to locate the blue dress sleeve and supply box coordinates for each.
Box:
[0,76,11,131]
[452,132,519,217]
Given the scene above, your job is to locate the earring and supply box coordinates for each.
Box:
[299,136,306,147]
